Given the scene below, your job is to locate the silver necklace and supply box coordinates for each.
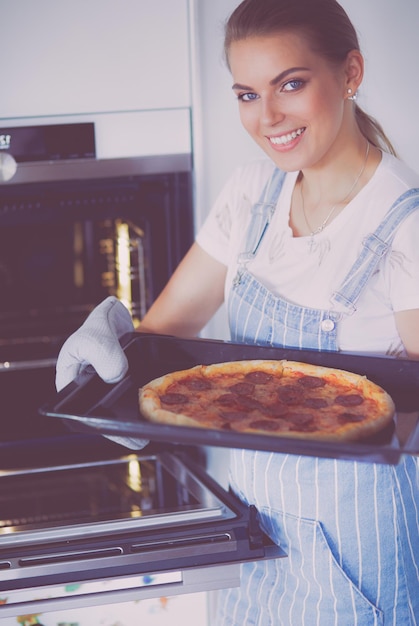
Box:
[300,141,370,250]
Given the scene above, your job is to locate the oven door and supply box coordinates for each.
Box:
[0,168,193,361]
[0,451,284,618]
[0,162,194,455]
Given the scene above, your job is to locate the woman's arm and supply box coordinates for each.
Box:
[138,242,227,338]
[395,309,419,359]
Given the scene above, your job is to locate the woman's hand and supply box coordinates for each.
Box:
[55,296,134,391]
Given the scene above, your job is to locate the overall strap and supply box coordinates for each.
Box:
[241,168,287,260]
[331,188,419,313]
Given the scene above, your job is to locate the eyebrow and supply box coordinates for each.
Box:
[232,66,310,91]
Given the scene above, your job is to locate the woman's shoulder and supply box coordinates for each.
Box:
[370,153,419,239]
[377,152,419,191]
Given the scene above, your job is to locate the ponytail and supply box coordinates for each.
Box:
[354,106,398,157]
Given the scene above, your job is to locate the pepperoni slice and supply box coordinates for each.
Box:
[277,385,304,405]
[338,412,365,423]
[288,412,316,432]
[229,381,255,395]
[304,397,328,409]
[236,395,263,410]
[184,378,212,391]
[288,412,314,426]
[265,402,289,418]
[335,394,364,407]
[298,375,326,389]
[244,371,274,384]
[216,393,240,407]
[160,392,188,405]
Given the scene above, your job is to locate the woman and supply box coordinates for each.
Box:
[56,0,419,623]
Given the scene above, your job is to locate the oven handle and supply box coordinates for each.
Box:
[0,358,57,371]
[0,563,240,618]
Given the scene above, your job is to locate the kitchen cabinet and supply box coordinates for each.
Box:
[1,0,191,118]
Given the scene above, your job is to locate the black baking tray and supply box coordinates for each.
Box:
[41,333,419,464]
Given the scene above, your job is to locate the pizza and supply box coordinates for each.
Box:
[138,360,395,442]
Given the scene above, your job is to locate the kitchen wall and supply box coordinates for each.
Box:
[193,0,419,341]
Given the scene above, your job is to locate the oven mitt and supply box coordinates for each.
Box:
[55,296,148,450]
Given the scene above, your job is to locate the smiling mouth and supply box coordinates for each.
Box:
[269,127,305,146]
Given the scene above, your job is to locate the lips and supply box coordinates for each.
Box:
[268,127,305,146]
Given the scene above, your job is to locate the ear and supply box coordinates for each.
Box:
[344,49,364,97]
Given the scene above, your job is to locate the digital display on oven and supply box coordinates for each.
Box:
[0,122,96,162]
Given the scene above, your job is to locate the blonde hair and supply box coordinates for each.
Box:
[224,0,397,155]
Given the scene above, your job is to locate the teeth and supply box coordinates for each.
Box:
[270,128,304,145]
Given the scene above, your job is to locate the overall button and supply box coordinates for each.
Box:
[321,319,335,332]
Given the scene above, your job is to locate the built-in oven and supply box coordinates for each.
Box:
[0,121,193,445]
[0,122,284,619]
[0,451,283,618]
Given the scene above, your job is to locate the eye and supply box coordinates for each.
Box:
[282,79,305,92]
[237,92,259,102]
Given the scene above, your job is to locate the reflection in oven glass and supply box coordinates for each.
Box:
[100,218,148,321]
[0,170,194,359]
[0,218,149,348]
[0,455,200,534]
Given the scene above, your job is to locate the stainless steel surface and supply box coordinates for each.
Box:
[0,450,285,617]
[0,564,240,617]
[0,453,234,546]
[0,154,191,185]
[0,357,57,371]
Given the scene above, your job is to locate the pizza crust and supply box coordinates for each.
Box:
[139,359,395,443]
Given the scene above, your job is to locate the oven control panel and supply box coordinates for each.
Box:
[0,123,96,163]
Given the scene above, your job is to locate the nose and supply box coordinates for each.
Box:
[260,95,285,127]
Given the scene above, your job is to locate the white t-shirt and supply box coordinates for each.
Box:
[196,152,419,356]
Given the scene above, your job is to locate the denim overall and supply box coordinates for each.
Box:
[216,169,419,626]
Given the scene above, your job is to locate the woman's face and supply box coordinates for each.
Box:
[228,32,352,172]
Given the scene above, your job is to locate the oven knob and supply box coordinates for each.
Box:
[0,152,17,183]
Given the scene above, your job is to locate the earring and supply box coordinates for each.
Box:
[347,88,358,101]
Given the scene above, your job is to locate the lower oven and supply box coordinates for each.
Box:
[0,451,283,618]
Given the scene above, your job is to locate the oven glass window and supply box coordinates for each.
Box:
[0,455,201,535]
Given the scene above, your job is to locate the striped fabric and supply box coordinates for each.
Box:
[216,452,419,625]
[214,169,419,625]
[229,269,341,351]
